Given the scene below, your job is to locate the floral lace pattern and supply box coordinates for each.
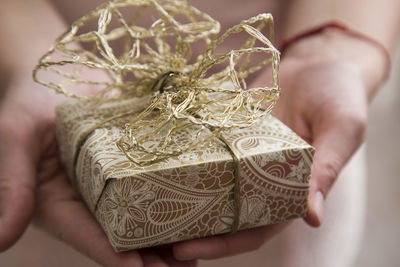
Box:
[56,97,314,252]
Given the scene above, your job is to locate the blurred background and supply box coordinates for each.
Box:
[0,48,399,267]
[354,45,400,267]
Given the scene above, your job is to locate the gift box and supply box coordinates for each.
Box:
[34,0,314,252]
[55,96,314,252]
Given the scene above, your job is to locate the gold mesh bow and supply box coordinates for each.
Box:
[33,0,280,165]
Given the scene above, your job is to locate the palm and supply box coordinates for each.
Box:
[38,129,200,266]
[172,57,368,259]
[274,58,367,139]
[274,58,368,225]
[0,90,196,267]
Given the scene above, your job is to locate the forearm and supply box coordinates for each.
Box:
[280,0,400,99]
[0,0,67,76]
[0,0,70,133]
[282,0,400,51]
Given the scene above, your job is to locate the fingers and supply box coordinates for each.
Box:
[306,109,367,227]
[35,172,145,267]
[173,223,287,261]
[35,173,195,267]
[35,176,199,267]
[0,119,37,251]
[141,249,169,267]
[143,247,197,267]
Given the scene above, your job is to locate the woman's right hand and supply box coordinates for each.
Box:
[0,67,196,267]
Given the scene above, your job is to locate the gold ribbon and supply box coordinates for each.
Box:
[33,0,280,233]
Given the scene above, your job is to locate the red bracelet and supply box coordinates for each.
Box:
[280,20,391,80]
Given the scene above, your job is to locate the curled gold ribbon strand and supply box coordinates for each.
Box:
[33,0,281,235]
[34,0,280,165]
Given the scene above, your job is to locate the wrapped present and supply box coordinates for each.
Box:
[34,0,314,252]
[56,97,313,252]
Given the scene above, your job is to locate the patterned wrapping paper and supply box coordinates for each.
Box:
[56,96,314,252]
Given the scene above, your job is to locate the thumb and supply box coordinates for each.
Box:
[305,110,367,227]
[0,118,37,251]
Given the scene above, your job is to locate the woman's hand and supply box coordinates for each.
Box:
[275,29,387,226]
[275,54,369,226]
[0,70,195,267]
[172,28,387,260]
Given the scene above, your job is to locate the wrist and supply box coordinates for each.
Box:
[281,27,389,100]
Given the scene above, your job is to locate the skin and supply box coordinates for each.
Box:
[0,0,399,266]
[172,28,388,260]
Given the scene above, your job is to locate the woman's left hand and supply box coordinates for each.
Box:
[172,29,387,261]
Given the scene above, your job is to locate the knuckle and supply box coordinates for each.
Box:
[0,177,15,199]
[0,118,25,146]
[340,111,368,139]
[0,112,36,147]
[0,169,35,195]
[347,112,367,134]
[318,160,340,196]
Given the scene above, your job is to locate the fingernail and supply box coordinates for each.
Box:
[313,191,324,225]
